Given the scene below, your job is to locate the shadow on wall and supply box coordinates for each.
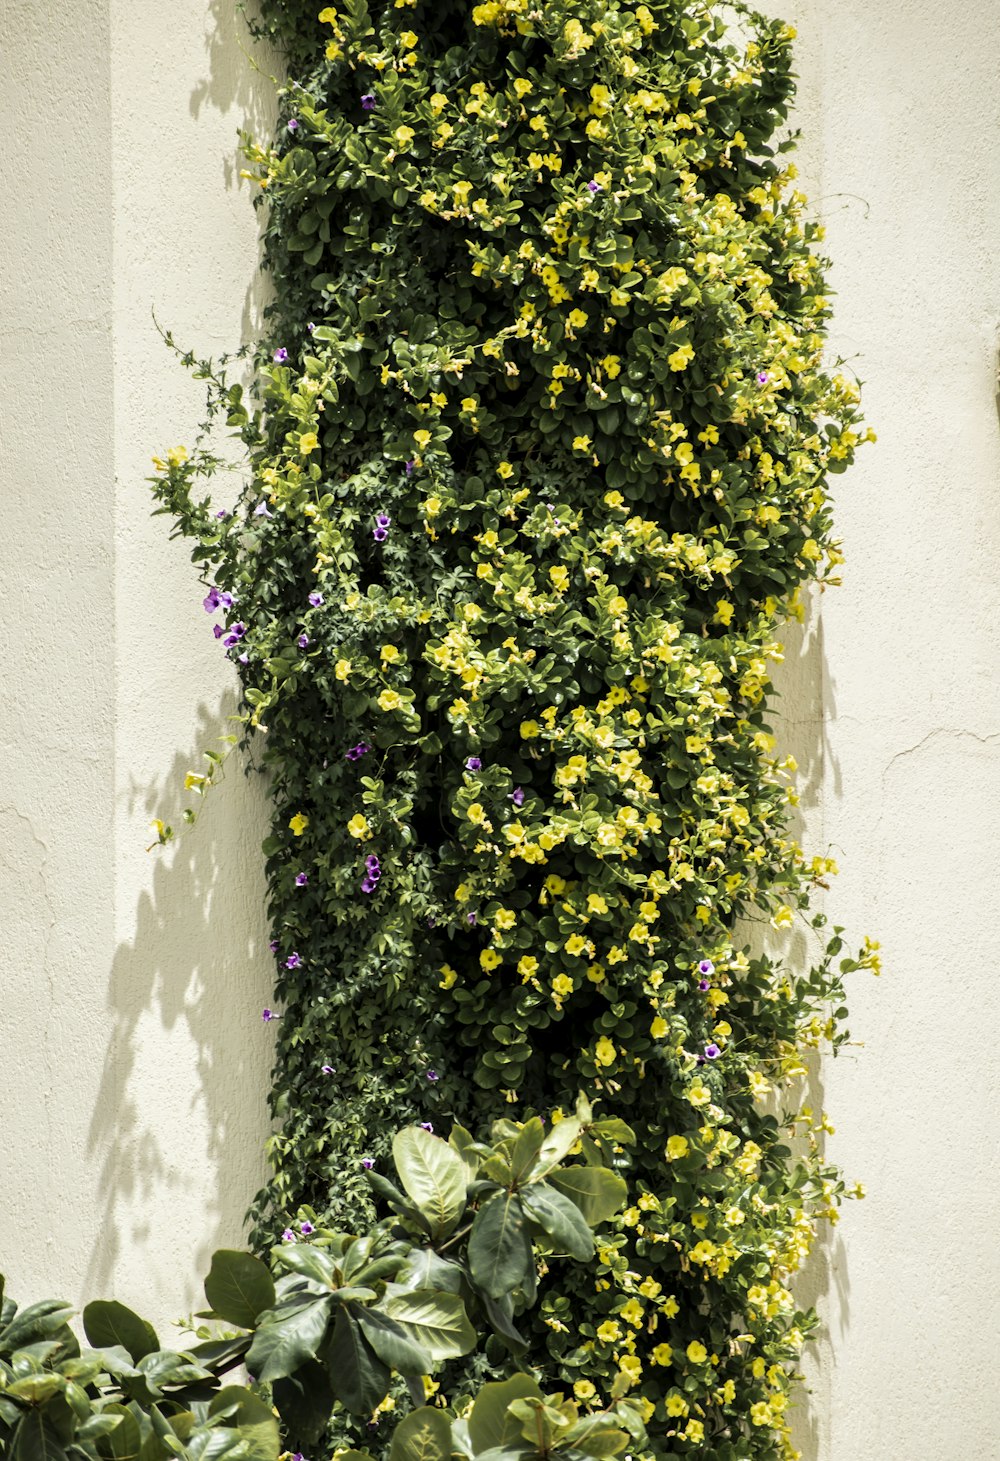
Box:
[83,696,273,1301]
[768,593,850,1461]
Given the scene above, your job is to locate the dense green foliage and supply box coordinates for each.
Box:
[149,1,874,1456]
[0,1108,629,1461]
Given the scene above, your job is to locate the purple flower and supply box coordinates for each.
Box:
[253,501,273,518]
[298,633,309,649]
[376,512,391,528]
[361,93,376,111]
[467,912,478,926]
[373,511,391,542]
[365,855,382,883]
[269,938,279,952]
[287,118,299,132]
[466,756,482,772]
[373,526,388,543]
[282,1228,295,1242]
[321,1064,334,1074]
[274,347,289,364]
[262,1008,276,1022]
[426,1069,440,1083]
[698,959,715,977]
[698,979,710,992]
[213,624,224,640]
[218,591,234,608]
[587,180,601,193]
[404,460,415,476]
[705,1043,721,1060]
[286,951,302,969]
[346,742,370,761]
[509,786,525,808]
[295,872,309,887]
[216,508,229,519]
[757,371,769,385]
[307,322,315,334]
[361,877,376,894]
[223,622,247,648]
[299,1221,314,1236]
[362,1157,374,1169]
[238,652,249,665]
[420,1122,434,1132]
[308,591,324,607]
[204,587,221,612]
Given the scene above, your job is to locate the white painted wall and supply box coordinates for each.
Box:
[3,1,1000,1456]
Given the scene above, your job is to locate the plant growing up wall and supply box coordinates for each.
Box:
[151,1,876,1455]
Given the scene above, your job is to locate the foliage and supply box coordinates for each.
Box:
[147,0,876,1457]
[0,1109,622,1461]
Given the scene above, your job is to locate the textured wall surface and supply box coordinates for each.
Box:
[3,1,1000,1455]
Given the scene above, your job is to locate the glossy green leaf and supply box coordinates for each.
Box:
[468,1376,544,1454]
[388,1406,452,1461]
[379,1287,476,1361]
[467,1194,532,1299]
[520,1184,594,1260]
[323,1310,389,1415]
[82,1304,159,1365]
[549,1167,627,1227]
[208,1386,280,1461]
[204,1252,276,1329]
[245,1298,332,1383]
[392,1127,468,1239]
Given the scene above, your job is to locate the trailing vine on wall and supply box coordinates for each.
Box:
[151,1,879,1458]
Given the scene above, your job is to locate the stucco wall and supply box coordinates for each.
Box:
[2,2,999,1456]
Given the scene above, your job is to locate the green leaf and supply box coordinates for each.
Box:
[509,1118,545,1187]
[272,1361,335,1446]
[323,1310,389,1415]
[82,1303,159,1364]
[354,1309,428,1377]
[520,1185,594,1260]
[468,1376,543,1454]
[0,1303,76,1353]
[467,1194,532,1299]
[531,1118,583,1179]
[392,1127,468,1239]
[208,1386,280,1461]
[204,1252,276,1330]
[95,1405,143,1461]
[549,1167,627,1227]
[379,1287,476,1361]
[245,1298,332,1383]
[388,1407,452,1461]
[9,1411,68,1461]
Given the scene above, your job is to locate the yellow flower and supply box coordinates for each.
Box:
[378,689,403,711]
[413,429,432,448]
[495,908,516,930]
[394,125,415,147]
[650,1016,668,1039]
[518,955,539,979]
[399,28,418,46]
[666,1135,689,1160]
[573,1379,596,1401]
[480,948,501,971]
[567,308,588,329]
[686,1340,708,1364]
[618,1355,642,1385]
[620,1298,644,1327]
[665,1394,688,1417]
[335,659,351,681]
[497,460,514,478]
[520,720,540,739]
[166,445,188,467]
[552,973,574,998]
[668,343,695,371]
[587,893,609,915]
[549,565,569,592]
[572,434,592,452]
[299,431,318,455]
[594,1036,616,1067]
[687,1082,711,1108]
[596,1320,620,1344]
[683,1421,704,1444]
[289,813,309,837]
[439,964,458,990]
[347,813,370,839]
[713,599,734,626]
[564,934,587,956]
[652,1342,673,1366]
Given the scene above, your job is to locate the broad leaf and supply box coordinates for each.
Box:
[323,1310,389,1415]
[468,1376,544,1454]
[394,1249,464,1296]
[549,1167,626,1227]
[355,1309,429,1377]
[520,1184,594,1260]
[388,1406,452,1461]
[82,1304,159,1364]
[245,1298,331,1383]
[509,1119,545,1186]
[9,1411,69,1461]
[207,1386,280,1461]
[392,1127,468,1239]
[204,1252,276,1330]
[481,1294,528,1352]
[531,1118,583,1179]
[271,1361,334,1446]
[1,1303,76,1354]
[467,1194,532,1299]
[95,1405,143,1461]
[380,1287,476,1360]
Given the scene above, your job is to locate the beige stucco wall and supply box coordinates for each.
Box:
[2,1,999,1456]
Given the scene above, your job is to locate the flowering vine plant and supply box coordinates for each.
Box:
[143,0,879,1456]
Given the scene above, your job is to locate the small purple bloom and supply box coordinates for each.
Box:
[238,652,249,664]
[218,591,234,608]
[705,1043,721,1060]
[274,347,289,364]
[321,1064,334,1074]
[282,1229,295,1242]
[253,501,273,518]
[467,912,477,926]
[262,1008,276,1022]
[298,633,309,649]
[757,371,769,385]
[362,1157,374,1169]
[587,180,601,193]
[308,591,324,607]
[307,322,315,334]
[376,512,391,528]
[361,93,376,111]
[204,587,221,612]
[223,622,247,648]
[698,959,715,977]
[286,951,302,969]
[373,526,388,543]
[215,508,229,519]
[269,938,279,952]
[698,979,710,991]
[346,742,370,761]
[361,877,376,893]
[420,1122,434,1132]
[404,460,415,476]
[426,1069,440,1083]
[466,756,482,772]
[299,1221,314,1236]
[287,118,299,132]
[213,624,224,640]
[510,786,525,807]
[295,872,309,886]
